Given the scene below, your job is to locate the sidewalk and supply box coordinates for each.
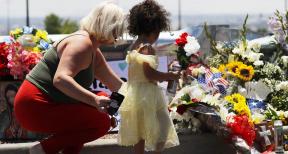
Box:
[0,133,236,154]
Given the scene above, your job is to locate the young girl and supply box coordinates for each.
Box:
[118,0,180,153]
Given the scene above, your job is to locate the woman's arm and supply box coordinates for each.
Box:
[94,48,124,92]
[53,37,109,109]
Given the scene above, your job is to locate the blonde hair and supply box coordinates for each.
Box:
[80,2,126,41]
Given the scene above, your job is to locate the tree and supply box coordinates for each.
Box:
[44,14,62,34]
[44,14,79,34]
[60,19,78,34]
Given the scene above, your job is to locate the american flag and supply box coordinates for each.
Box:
[197,69,229,95]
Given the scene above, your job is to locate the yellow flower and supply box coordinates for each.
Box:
[10,28,23,36]
[218,64,227,78]
[235,64,254,81]
[225,93,251,119]
[32,47,41,53]
[225,93,246,104]
[36,30,48,41]
[234,102,251,118]
[226,61,243,77]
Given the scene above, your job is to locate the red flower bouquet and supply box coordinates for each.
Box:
[174,32,200,69]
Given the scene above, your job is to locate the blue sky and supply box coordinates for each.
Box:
[0,0,286,19]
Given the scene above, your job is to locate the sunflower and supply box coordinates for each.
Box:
[226,61,243,77]
[225,93,246,105]
[218,64,227,78]
[236,64,254,81]
[225,93,251,119]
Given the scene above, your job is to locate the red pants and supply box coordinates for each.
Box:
[14,80,111,154]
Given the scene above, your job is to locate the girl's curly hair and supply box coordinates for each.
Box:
[128,0,170,37]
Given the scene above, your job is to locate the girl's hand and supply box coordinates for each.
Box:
[94,95,110,112]
[168,71,181,81]
[110,116,118,128]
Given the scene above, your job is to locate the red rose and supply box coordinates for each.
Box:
[175,38,187,46]
[180,32,188,38]
[175,32,188,46]
[176,104,189,115]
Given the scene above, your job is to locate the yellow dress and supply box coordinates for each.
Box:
[118,50,179,151]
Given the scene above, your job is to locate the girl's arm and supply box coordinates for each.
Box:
[94,48,124,92]
[139,44,180,82]
[143,62,179,82]
[53,37,109,109]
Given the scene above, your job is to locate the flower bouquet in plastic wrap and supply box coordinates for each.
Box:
[0,26,52,80]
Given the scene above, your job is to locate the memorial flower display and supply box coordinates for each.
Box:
[169,13,288,152]
[0,26,52,79]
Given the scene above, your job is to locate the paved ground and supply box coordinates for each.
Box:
[0,133,236,154]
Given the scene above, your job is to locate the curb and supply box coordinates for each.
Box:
[0,133,236,154]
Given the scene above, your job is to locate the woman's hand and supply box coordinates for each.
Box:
[93,95,110,112]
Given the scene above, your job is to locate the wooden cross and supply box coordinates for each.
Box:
[255,122,274,152]
[258,125,273,146]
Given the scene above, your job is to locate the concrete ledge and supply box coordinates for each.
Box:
[0,133,236,154]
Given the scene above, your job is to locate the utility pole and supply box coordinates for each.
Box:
[178,0,182,30]
[26,0,30,26]
[6,0,10,34]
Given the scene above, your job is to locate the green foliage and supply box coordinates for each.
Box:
[44,14,79,34]
[180,93,191,103]
[204,22,219,55]
[265,107,279,120]
[44,13,62,34]
[240,15,248,50]
[176,47,190,69]
[60,19,78,34]
[266,90,288,111]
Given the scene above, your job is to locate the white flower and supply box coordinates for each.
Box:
[242,50,263,63]
[232,47,242,55]
[198,66,206,74]
[191,66,206,76]
[284,111,288,118]
[247,42,261,52]
[170,109,183,121]
[202,93,221,106]
[253,60,264,66]
[277,110,285,117]
[170,85,204,105]
[275,81,288,91]
[218,104,235,122]
[216,42,225,53]
[184,36,200,56]
[188,86,205,100]
[252,113,266,124]
[281,56,288,67]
